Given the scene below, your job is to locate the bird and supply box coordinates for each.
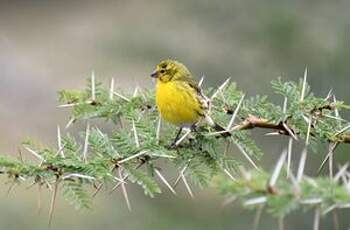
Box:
[150,59,230,146]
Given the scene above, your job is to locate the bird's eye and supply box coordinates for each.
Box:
[160,70,165,74]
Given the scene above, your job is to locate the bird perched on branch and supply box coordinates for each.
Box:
[150,59,230,146]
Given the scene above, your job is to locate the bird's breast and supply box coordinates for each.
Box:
[156,81,202,127]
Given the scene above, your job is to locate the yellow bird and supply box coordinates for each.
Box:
[150,59,230,146]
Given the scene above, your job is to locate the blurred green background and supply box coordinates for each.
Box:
[0,0,349,229]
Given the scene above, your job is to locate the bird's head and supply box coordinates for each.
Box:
[150,60,191,82]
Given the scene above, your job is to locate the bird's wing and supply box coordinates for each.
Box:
[175,76,210,112]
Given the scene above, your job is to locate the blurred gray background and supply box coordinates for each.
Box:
[0,0,349,229]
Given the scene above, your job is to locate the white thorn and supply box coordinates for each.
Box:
[334,164,349,182]
[269,150,287,187]
[110,174,129,193]
[119,168,131,211]
[339,203,350,209]
[91,71,96,101]
[323,114,346,122]
[226,94,245,130]
[181,173,194,198]
[150,153,176,159]
[313,207,320,230]
[62,173,95,181]
[305,115,312,146]
[210,78,231,100]
[57,125,65,158]
[175,128,191,146]
[335,124,350,136]
[174,164,189,188]
[48,180,58,227]
[297,147,308,182]
[329,144,334,179]
[300,198,322,205]
[113,92,130,102]
[223,168,236,181]
[57,103,80,108]
[318,142,337,175]
[253,205,264,230]
[221,196,237,207]
[155,169,176,195]
[233,139,259,170]
[322,204,338,215]
[118,151,148,164]
[325,88,333,100]
[132,120,140,148]
[278,217,284,230]
[264,132,281,136]
[244,196,267,206]
[286,138,293,178]
[333,96,339,118]
[282,123,298,140]
[109,78,115,100]
[282,97,288,113]
[113,176,126,184]
[133,86,139,97]
[198,75,205,87]
[156,118,162,144]
[82,121,90,162]
[288,170,301,192]
[65,117,75,129]
[24,147,44,162]
[300,67,308,102]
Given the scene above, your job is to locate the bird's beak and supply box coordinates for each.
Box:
[150,71,158,78]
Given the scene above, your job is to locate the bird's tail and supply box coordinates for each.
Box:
[205,115,231,137]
